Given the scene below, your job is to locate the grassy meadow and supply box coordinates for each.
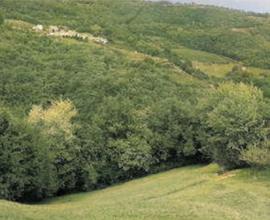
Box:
[1,164,270,220]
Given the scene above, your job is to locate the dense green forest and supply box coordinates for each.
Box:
[1,0,270,202]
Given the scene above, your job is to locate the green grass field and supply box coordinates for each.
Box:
[1,164,270,220]
[193,61,270,78]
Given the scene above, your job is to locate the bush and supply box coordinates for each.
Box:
[241,141,270,168]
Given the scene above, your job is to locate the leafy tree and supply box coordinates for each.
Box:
[109,135,153,173]
[201,82,268,170]
[0,106,57,201]
[28,100,81,193]
[28,100,78,140]
[90,97,153,181]
[148,98,204,165]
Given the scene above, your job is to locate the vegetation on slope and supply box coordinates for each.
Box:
[0,13,207,201]
[2,0,270,68]
[1,0,270,203]
[3,0,270,95]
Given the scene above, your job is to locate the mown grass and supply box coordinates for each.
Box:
[193,61,270,78]
[1,164,270,220]
[172,47,232,64]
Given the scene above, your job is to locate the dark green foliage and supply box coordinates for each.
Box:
[89,97,154,182]
[148,98,204,165]
[0,107,57,201]
[0,13,3,25]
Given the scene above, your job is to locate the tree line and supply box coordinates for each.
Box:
[1,82,270,202]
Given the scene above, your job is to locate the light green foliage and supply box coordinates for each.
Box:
[202,82,268,169]
[90,24,103,36]
[28,100,95,194]
[241,141,270,168]
[28,100,77,140]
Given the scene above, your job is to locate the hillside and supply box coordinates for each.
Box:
[2,0,270,68]
[1,164,270,220]
[2,0,270,99]
[1,0,270,208]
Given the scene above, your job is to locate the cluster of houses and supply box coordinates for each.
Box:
[32,24,108,45]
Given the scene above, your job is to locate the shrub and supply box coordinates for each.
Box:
[241,141,270,168]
